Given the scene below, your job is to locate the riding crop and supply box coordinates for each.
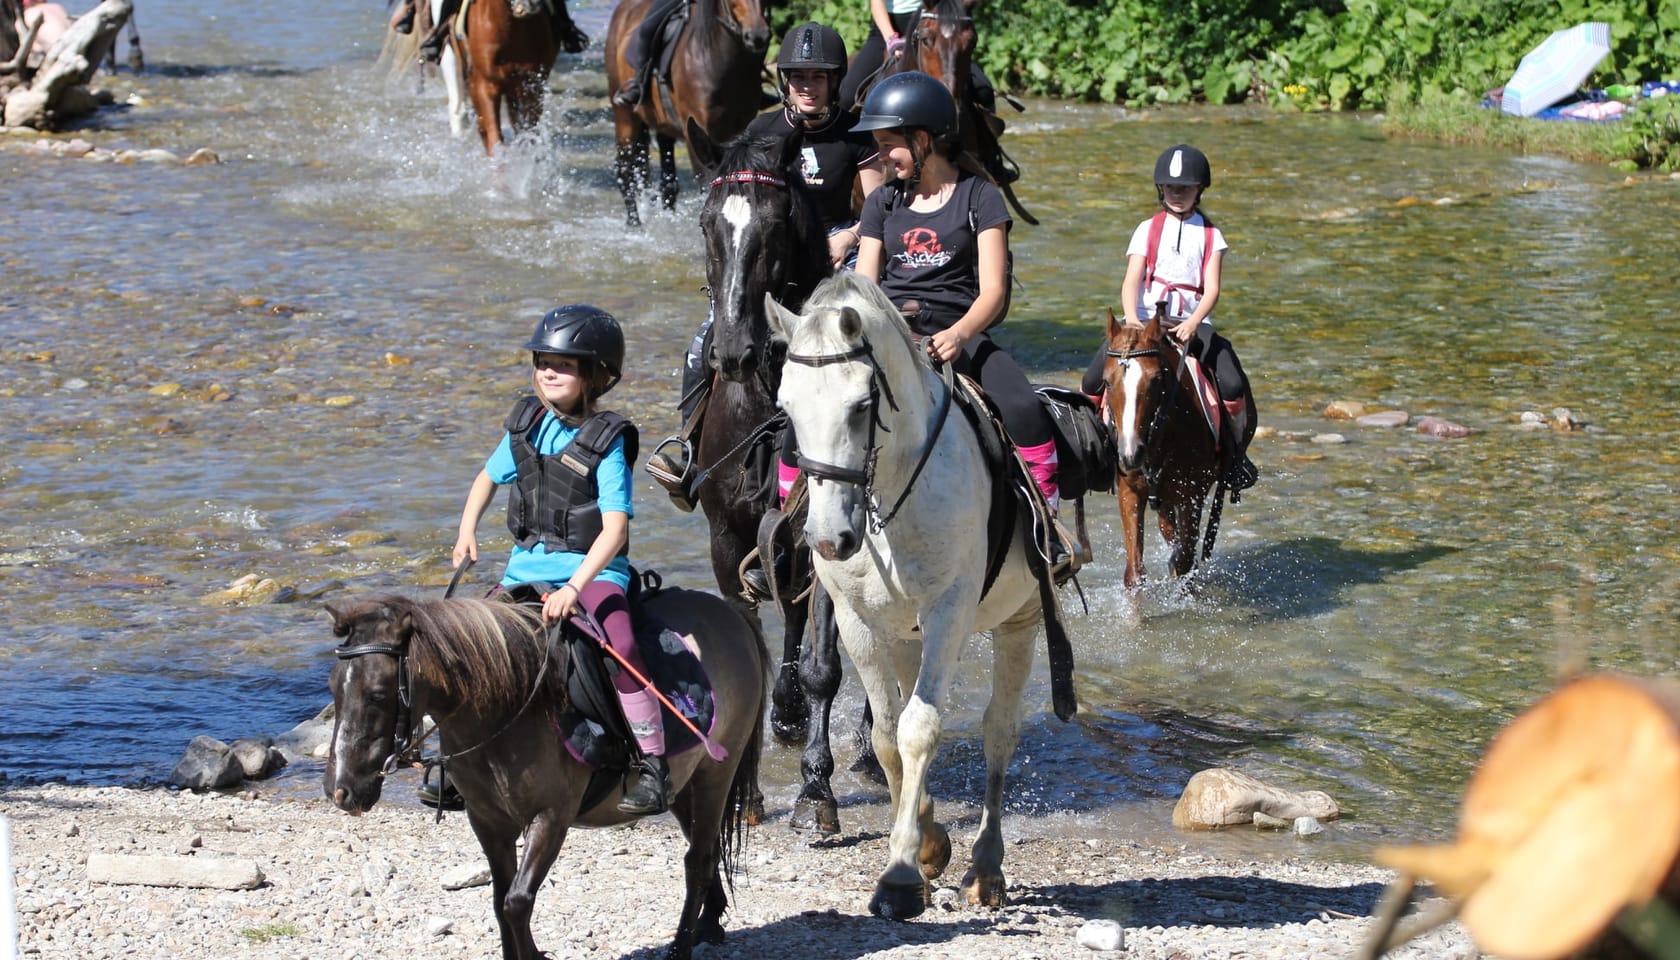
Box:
[566,609,731,762]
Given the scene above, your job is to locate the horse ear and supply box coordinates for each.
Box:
[764,292,796,343]
[839,306,862,341]
[1105,307,1121,339]
[324,601,347,633]
[687,118,721,176]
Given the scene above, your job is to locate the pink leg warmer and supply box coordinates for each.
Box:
[617,686,665,757]
[1018,438,1060,512]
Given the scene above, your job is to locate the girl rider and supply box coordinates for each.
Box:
[854,70,1069,571]
[1080,143,1258,494]
[453,305,672,816]
[645,22,882,513]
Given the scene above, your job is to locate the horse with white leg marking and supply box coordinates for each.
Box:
[766,272,1076,918]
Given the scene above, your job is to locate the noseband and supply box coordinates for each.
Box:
[1106,342,1185,495]
[335,639,422,778]
[785,337,952,533]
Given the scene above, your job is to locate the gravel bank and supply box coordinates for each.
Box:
[3,781,1481,959]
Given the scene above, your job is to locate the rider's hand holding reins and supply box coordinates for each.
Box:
[543,583,581,622]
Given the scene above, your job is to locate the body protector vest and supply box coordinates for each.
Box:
[503,397,640,556]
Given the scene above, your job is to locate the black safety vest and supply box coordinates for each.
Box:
[503,398,639,556]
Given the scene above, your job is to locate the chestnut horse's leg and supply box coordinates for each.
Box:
[1116,472,1148,625]
[467,64,504,155]
[656,131,679,211]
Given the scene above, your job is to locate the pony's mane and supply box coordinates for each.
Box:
[798,272,928,373]
[379,595,553,712]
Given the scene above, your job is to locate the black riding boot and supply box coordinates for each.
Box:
[645,333,712,511]
[1222,404,1259,496]
[618,755,672,815]
[419,9,453,64]
[418,769,465,811]
[389,0,416,35]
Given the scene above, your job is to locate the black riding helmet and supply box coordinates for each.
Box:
[523,304,625,393]
[776,22,847,83]
[1153,144,1212,188]
[851,71,957,140]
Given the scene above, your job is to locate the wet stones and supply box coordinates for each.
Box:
[1172,767,1340,830]
[169,734,287,791]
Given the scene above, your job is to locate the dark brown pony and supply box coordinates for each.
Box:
[887,0,1037,224]
[453,0,586,155]
[604,0,770,226]
[1101,307,1248,622]
[323,591,767,960]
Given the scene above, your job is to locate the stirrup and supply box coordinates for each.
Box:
[645,437,698,512]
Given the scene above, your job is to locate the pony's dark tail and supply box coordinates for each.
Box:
[719,686,765,891]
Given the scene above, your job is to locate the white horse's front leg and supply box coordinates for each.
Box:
[962,613,1037,908]
[441,44,467,137]
[869,596,970,921]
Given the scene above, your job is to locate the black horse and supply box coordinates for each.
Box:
[684,123,861,834]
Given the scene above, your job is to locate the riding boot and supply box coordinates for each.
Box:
[417,768,465,811]
[1221,400,1259,498]
[645,360,710,512]
[612,76,645,108]
[1019,439,1073,578]
[389,0,416,35]
[418,15,452,63]
[739,461,801,601]
[616,685,671,815]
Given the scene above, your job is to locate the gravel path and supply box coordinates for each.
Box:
[3,782,1481,959]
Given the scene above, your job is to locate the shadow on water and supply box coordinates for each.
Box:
[1197,536,1458,622]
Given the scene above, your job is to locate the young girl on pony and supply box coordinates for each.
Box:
[854,70,1069,569]
[1081,143,1258,492]
[452,305,672,816]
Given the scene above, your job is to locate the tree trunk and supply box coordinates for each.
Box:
[1375,673,1680,960]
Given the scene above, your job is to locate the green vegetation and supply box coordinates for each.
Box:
[772,0,1680,168]
[239,923,302,944]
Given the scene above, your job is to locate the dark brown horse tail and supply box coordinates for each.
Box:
[719,665,766,890]
[1036,568,1078,722]
[1201,482,1228,562]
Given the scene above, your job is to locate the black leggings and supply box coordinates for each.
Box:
[1081,324,1245,402]
[627,0,683,72]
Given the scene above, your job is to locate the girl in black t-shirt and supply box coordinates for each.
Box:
[854,71,1068,571]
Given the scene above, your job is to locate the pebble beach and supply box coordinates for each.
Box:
[2,780,1482,959]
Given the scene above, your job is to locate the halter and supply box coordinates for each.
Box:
[785,337,952,533]
[1105,339,1187,499]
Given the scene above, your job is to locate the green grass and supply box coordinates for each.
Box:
[239,923,302,944]
[1383,98,1633,168]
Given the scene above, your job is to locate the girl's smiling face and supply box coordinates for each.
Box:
[872,129,917,179]
[532,353,586,414]
[783,68,831,116]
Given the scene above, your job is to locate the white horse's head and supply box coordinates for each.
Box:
[766,273,926,562]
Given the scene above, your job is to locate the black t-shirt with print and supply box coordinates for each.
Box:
[858,174,1011,335]
[745,108,879,230]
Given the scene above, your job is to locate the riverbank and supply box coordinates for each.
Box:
[2,782,1480,959]
[1383,97,1680,173]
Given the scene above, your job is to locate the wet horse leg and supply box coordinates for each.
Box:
[1116,474,1149,625]
[656,132,679,211]
[960,615,1035,908]
[791,583,842,833]
[770,588,810,745]
[613,113,650,226]
[467,65,504,155]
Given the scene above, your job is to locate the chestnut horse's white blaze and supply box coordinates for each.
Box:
[1113,355,1147,464]
[766,272,1057,919]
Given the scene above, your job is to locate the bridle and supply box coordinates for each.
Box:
[1105,339,1186,497]
[784,336,953,533]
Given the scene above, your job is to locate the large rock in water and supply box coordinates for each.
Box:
[1172,767,1340,830]
[169,735,244,791]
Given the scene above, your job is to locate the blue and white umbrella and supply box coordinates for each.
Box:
[1500,22,1613,116]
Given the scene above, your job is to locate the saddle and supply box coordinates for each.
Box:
[494,573,717,814]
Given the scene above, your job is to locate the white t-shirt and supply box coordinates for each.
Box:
[890,0,921,14]
[1125,212,1228,322]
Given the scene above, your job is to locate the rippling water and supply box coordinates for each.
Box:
[3,0,1677,860]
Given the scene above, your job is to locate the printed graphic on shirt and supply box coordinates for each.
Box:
[895,227,952,269]
[800,146,821,186]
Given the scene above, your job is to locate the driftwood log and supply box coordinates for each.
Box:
[1371,673,1680,960]
[1,0,130,129]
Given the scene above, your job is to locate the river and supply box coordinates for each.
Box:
[2,0,1677,862]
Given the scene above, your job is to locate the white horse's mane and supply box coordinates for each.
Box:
[797,273,928,375]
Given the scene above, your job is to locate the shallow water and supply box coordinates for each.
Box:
[3,0,1677,862]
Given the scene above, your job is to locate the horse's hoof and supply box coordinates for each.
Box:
[868,879,929,921]
[960,868,1008,908]
[849,750,887,785]
[743,792,767,827]
[790,796,840,835]
[919,822,952,881]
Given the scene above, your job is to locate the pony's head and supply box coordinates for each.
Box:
[717,0,772,54]
[689,120,827,382]
[766,273,924,561]
[1102,307,1174,473]
[323,596,417,815]
[907,0,976,108]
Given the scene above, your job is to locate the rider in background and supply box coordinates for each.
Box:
[1079,143,1258,493]
[854,70,1070,571]
[453,305,672,817]
[612,0,684,106]
[645,21,882,515]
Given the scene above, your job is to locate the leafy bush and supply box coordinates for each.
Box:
[1616,94,1680,170]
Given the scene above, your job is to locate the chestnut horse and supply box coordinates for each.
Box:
[452,0,587,155]
[886,0,1036,224]
[604,0,770,226]
[1101,307,1249,623]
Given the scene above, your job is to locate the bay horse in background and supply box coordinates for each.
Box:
[450,0,587,155]
[768,273,1077,919]
[685,124,859,836]
[324,588,767,960]
[885,0,1036,224]
[1101,306,1251,624]
[605,0,770,226]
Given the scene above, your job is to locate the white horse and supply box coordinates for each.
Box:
[432,0,470,138]
[765,272,1075,920]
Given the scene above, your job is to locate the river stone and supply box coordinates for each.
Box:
[1310,433,1347,445]
[1173,768,1339,830]
[1416,416,1472,438]
[87,853,264,890]
[229,737,286,779]
[170,735,244,791]
[1077,919,1124,951]
[1355,410,1409,428]
[1323,400,1367,420]
[1294,816,1324,836]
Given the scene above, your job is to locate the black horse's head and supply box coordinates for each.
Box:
[322,597,417,815]
[689,119,829,383]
